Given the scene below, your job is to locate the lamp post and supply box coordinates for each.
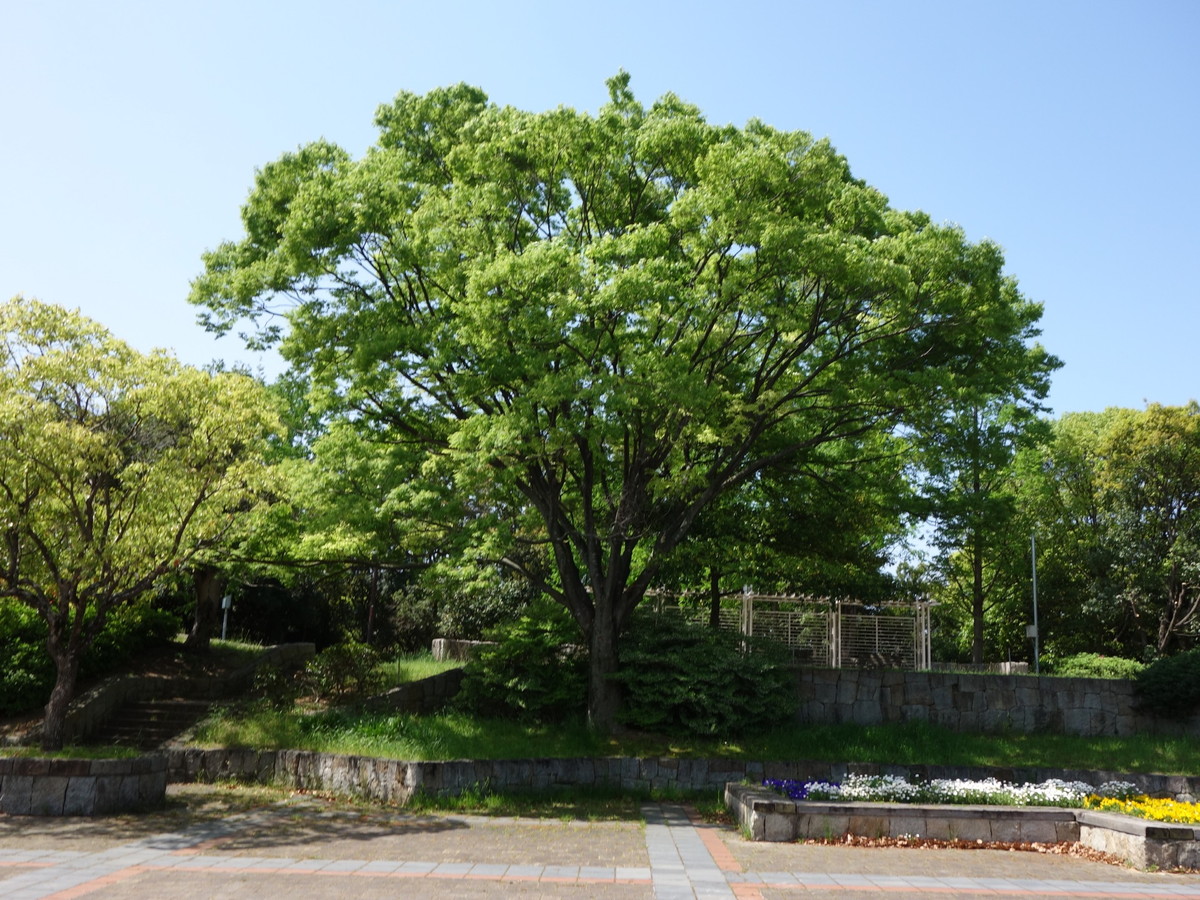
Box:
[1029,534,1040,675]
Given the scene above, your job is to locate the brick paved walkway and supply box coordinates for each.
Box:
[1,788,1199,898]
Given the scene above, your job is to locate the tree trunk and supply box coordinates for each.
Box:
[708,567,722,630]
[185,567,224,653]
[42,643,80,752]
[586,596,622,731]
[971,532,985,665]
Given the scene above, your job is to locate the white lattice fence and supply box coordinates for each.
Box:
[648,592,932,670]
[838,613,918,668]
[740,602,832,666]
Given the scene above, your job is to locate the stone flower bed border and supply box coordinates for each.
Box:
[726,782,1200,871]
[0,754,167,816]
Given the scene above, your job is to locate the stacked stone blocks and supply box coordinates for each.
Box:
[0,754,167,815]
[795,667,1200,737]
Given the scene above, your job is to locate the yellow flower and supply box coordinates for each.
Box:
[1083,795,1200,825]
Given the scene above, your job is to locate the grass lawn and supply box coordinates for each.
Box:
[0,744,145,759]
[189,706,1200,777]
[374,652,462,687]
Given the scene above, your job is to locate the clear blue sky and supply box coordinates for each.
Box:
[2,0,1195,416]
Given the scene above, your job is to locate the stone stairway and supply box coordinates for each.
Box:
[88,698,213,750]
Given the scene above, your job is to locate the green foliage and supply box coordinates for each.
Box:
[387,585,440,653]
[437,578,535,641]
[0,599,179,717]
[1011,405,1200,658]
[0,600,54,716]
[405,784,649,820]
[1044,652,1144,680]
[0,298,281,749]
[192,75,1052,728]
[374,652,461,685]
[456,600,586,723]
[250,664,303,711]
[390,577,535,653]
[657,437,910,603]
[1134,650,1200,719]
[613,614,794,738]
[194,707,609,760]
[303,640,384,700]
[85,604,179,673]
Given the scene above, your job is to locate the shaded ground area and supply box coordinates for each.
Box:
[0,784,288,851]
[0,786,1199,899]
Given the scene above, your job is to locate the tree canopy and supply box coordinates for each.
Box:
[0,298,280,748]
[1016,404,1200,658]
[192,74,1054,726]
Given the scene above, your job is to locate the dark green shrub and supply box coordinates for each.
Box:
[303,640,384,700]
[0,601,54,716]
[1134,649,1200,719]
[437,578,535,641]
[0,599,179,717]
[455,599,586,723]
[388,586,441,653]
[251,664,303,710]
[613,613,795,738]
[82,604,179,677]
[1045,652,1144,680]
[390,577,536,653]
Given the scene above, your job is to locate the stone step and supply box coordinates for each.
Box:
[89,698,214,749]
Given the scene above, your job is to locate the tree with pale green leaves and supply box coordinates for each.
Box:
[0,299,280,749]
[191,74,1052,728]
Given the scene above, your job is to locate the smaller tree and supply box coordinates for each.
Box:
[0,299,280,749]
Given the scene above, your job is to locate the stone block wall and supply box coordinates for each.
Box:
[164,748,1200,805]
[794,667,1200,737]
[363,667,465,714]
[0,755,167,816]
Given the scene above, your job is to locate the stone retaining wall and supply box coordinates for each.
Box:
[0,754,167,816]
[1077,809,1200,870]
[362,667,464,714]
[795,667,1200,737]
[165,749,1200,805]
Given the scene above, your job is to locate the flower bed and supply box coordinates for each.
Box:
[765,773,1138,808]
[1084,795,1200,826]
[764,774,1200,827]
[728,776,1200,871]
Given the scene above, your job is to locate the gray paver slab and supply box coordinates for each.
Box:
[467,863,509,877]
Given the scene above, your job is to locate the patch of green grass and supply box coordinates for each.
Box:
[0,744,144,759]
[406,784,648,820]
[192,708,613,760]
[188,708,1200,776]
[405,783,721,820]
[726,720,1200,775]
[374,653,461,687]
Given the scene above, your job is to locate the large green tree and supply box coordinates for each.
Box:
[191,75,1051,727]
[905,267,1058,663]
[1020,405,1200,657]
[0,299,280,749]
